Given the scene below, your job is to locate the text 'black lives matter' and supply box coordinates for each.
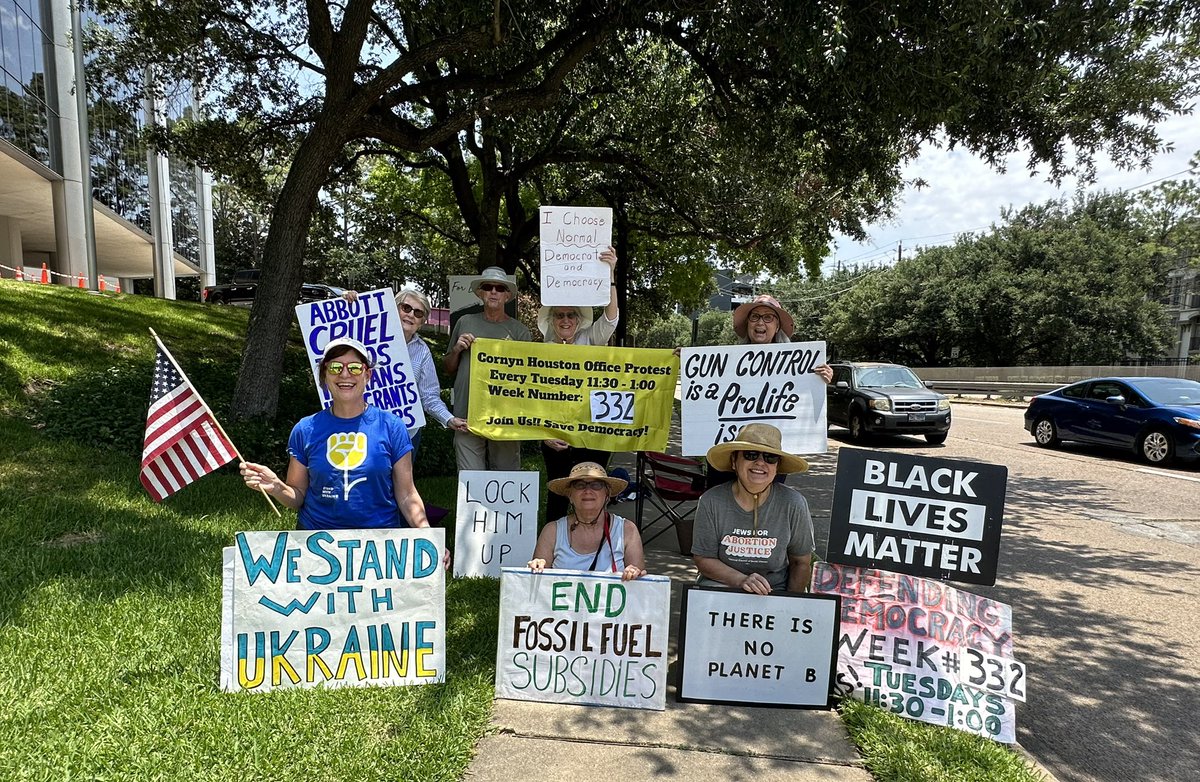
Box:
[826,449,1007,586]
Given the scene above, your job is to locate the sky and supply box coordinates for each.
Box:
[826,111,1200,274]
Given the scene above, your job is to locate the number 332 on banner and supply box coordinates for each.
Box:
[958,648,1027,702]
[591,391,634,424]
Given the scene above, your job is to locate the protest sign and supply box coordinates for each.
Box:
[812,562,1022,742]
[679,342,828,456]
[220,528,446,693]
[468,338,676,452]
[454,470,540,578]
[295,290,425,431]
[676,586,839,708]
[539,206,613,307]
[826,449,1007,585]
[495,568,671,710]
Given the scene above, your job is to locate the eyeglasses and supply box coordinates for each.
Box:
[400,302,427,319]
[571,480,608,492]
[326,361,366,376]
[748,312,778,324]
[739,450,780,465]
[553,311,579,320]
[479,283,509,293]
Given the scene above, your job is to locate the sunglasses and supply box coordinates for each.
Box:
[571,480,608,492]
[479,283,509,293]
[400,302,427,319]
[553,311,579,320]
[739,450,781,465]
[326,361,366,376]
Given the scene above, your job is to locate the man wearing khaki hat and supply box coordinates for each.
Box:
[692,423,815,593]
[443,266,532,471]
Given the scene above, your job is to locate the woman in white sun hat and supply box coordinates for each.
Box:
[538,246,621,521]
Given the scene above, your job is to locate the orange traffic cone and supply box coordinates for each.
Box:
[99,277,107,292]
[77,273,85,289]
[114,281,121,294]
[40,263,48,284]
[15,266,23,281]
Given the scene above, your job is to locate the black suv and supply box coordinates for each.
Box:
[827,362,951,444]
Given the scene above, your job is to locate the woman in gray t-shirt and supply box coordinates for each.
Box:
[691,424,815,593]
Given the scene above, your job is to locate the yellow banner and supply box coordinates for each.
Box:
[468,339,678,451]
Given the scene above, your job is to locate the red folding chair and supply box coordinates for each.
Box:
[634,451,706,555]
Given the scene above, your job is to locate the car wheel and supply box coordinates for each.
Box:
[212,294,226,305]
[1032,416,1059,447]
[849,411,867,442]
[1139,428,1174,465]
[925,432,948,445]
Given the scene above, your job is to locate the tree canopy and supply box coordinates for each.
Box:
[88,0,1200,417]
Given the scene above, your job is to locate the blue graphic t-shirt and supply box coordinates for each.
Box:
[287,406,414,530]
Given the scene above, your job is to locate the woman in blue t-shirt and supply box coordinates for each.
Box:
[239,337,432,530]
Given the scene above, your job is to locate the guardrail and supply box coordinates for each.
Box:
[925,380,1060,401]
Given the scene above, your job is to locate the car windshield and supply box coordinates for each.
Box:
[1131,378,1200,406]
[855,366,924,389]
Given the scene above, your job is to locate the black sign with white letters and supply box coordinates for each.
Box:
[826,449,1007,585]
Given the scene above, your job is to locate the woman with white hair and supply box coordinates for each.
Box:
[538,247,620,521]
[344,288,468,452]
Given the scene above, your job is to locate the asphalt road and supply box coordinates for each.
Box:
[798,402,1200,782]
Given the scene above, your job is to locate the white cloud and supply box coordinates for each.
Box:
[827,112,1200,272]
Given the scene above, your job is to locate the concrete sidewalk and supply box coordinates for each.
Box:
[466,498,873,781]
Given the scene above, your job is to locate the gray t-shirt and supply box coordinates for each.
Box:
[691,482,815,591]
[449,312,532,417]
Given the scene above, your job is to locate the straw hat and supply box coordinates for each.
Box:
[547,462,628,497]
[732,295,795,339]
[469,266,517,296]
[537,305,594,340]
[705,423,809,474]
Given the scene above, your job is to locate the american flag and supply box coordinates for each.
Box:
[140,340,237,502]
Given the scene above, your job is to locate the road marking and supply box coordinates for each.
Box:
[1136,468,1200,484]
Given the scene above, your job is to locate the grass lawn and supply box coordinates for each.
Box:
[0,280,1048,781]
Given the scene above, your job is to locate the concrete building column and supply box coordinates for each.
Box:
[144,76,176,300]
[0,216,23,272]
[43,0,93,283]
[196,166,216,289]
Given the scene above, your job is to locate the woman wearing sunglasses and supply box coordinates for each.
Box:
[341,288,469,451]
[239,337,432,531]
[536,246,621,521]
[528,462,647,581]
[692,423,815,594]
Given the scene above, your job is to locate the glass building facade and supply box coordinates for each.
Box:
[0,0,54,165]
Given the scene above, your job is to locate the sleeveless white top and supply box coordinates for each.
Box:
[553,513,627,572]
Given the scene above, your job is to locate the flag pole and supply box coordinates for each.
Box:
[148,328,281,517]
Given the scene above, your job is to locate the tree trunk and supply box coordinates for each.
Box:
[229,122,348,420]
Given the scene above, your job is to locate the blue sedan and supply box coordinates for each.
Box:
[1023,377,1200,465]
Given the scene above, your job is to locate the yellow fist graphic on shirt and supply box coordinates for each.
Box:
[327,432,367,470]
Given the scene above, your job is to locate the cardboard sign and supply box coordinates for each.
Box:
[539,206,613,306]
[220,528,446,693]
[826,449,1007,585]
[495,568,671,710]
[467,338,676,452]
[679,343,828,457]
[676,586,840,708]
[812,562,1021,742]
[453,470,540,578]
[295,290,425,431]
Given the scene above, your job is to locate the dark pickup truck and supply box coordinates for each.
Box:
[202,269,345,305]
[827,362,952,444]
